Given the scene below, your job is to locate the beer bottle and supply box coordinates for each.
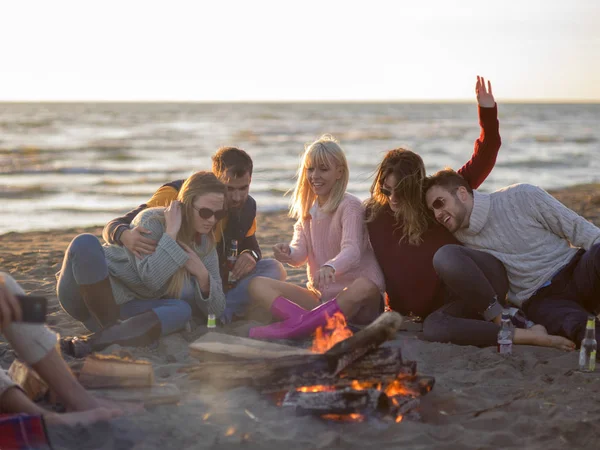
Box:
[497,309,514,355]
[579,316,597,372]
[227,239,238,288]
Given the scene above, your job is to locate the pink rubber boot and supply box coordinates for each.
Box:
[270,296,307,321]
[249,298,342,340]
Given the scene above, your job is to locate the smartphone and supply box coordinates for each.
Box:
[15,295,48,323]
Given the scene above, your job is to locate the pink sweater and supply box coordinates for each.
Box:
[288,193,386,302]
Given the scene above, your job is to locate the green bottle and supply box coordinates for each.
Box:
[579,316,597,372]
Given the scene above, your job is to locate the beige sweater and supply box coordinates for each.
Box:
[455,184,600,307]
[104,208,226,317]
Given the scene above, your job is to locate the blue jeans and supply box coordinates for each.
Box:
[221,258,286,324]
[57,233,198,335]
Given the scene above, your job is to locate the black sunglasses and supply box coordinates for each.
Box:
[431,188,458,210]
[192,205,227,220]
[380,186,393,198]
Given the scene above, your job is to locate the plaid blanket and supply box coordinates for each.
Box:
[0,414,51,450]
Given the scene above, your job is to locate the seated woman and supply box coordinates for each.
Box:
[248,135,385,340]
[57,171,226,356]
[366,77,570,349]
[0,272,121,447]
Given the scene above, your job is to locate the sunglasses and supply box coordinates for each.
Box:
[192,205,227,220]
[380,186,393,198]
[430,188,458,210]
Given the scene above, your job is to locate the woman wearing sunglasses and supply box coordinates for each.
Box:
[365,77,504,337]
[247,135,385,340]
[57,171,226,356]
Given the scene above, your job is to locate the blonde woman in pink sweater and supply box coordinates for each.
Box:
[248,135,385,339]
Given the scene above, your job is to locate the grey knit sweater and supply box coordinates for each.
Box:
[455,184,600,307]
[104,208,226,317]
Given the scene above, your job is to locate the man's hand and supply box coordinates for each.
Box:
[121,227,157,259]
[314,265,335,291]
[0,284,22,331]
[273,243,292,264]
[476,76,495,108]
[233,252,256,279]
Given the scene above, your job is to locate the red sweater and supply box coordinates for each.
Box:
[367,105,501,318]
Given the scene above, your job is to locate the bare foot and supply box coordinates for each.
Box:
[515,325,576,351]
[44,407,122,427]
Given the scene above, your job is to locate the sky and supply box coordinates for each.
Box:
[1,0,598,101]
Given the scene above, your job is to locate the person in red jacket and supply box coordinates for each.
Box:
[366,76,501,323]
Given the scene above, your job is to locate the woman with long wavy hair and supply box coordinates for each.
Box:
[366,76,501,325]
[57,171,227,356]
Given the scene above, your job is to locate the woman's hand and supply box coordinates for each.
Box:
[164,200,183,239]
[315,265,335,291]
[273,243,293,264]
[179,242,207,279]
[475,76,495,108]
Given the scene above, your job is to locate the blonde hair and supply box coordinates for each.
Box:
[164,171,226,297]
[289,135,349,220]
[365,148,428,245]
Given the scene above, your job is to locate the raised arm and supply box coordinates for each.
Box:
[457,76,501,189]
[286,219,310,267]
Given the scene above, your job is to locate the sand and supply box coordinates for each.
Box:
[1,185,600,450]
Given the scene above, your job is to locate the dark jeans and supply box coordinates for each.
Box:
[423,245,509,347]
[523,246,600,344]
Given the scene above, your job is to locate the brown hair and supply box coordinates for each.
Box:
[211,146,253,179]
[365,148,428,245]
[165,171,226,297]
[423,168,473,196]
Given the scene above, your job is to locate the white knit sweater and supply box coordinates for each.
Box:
[455,184,600,307]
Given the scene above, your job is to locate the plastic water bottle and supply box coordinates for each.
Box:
[497,309,514,354]
[579,316,597,372]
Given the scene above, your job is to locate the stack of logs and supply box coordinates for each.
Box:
[181,312,434,421]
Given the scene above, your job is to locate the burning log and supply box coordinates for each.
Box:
[324,312,404,375]
[282,388,391,416]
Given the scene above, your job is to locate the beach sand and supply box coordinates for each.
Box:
[1,185,600,449]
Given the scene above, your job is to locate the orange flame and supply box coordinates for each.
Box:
[321,413,365,422]
[296,385,336,393]
[395,414,404,423]
[311,311,353,353]
[225,427,236,436]
[384,378,419,398]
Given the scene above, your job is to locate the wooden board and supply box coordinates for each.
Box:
[189,332,312,361]
[89,383,181,407]
[78,354,155,389]
[8,359,48,401]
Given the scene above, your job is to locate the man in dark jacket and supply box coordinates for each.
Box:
[103,147,286,323]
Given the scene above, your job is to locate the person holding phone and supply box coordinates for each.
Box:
[57,171,227,356]
[0,272,122,432]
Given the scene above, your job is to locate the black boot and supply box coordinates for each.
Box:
[80,277,121,328]
[66,311,162,358]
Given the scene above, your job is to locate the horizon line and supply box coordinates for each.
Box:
[0,98,599,104]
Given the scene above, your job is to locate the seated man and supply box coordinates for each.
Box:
[423,169,596,349]
[101,146,286,324]
[0,272,121,437]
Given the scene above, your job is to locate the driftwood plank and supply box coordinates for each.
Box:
[189,332,311,361]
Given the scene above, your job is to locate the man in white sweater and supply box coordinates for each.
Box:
[424,169,600,346]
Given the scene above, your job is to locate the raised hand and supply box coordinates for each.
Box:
[475,76,495,108]
[164,200,183,239]
[121,226,157,259]
[273,243,292,264]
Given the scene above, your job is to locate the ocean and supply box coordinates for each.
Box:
[1,102,599,234]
